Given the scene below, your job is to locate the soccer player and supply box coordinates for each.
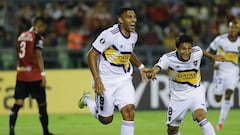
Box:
[9,17,53,135]
[207,20,240,131]
[146,34,224,135]
[78,7,148,135]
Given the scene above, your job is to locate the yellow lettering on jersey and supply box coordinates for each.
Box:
[167,69,201,86]
[103,47,131,70]
[17,66,27,71]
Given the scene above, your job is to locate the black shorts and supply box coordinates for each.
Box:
[14,80,46,101]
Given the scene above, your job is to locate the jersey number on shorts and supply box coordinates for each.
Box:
[168,107,173,121]
[19,41,27,58]
[100,96,104,111]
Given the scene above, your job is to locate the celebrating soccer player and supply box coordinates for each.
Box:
[78,7,148,135]
[147,34,224,135]
[207,20,240,131]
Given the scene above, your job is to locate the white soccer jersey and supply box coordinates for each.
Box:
[92,24,138,84]
[208,33,240,75]
[155,46,205,100]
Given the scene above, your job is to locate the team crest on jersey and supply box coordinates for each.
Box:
[132,43,135,48]
[100,38,105,44]
[193,60,198,66]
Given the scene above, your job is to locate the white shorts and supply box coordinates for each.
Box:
[95,79,135,117]
[166,87,207,126]
[213,70,238,95]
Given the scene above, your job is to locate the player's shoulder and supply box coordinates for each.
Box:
[102,24,120,36]
[102,24,137,39]
[18,31,35,41]
[36,33,44,40]
[192,46,202,52]
[165,50,177,58]
[18,30,31,37]
[214,33,228,41]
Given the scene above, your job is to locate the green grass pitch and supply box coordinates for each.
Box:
[0,109,239,135]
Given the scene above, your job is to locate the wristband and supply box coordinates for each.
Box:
[138,64,145,70]
[41,72,46,76]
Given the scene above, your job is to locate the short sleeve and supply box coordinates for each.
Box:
[155,54,169,70]
[35,34,44,50]
[92,30,115,54]
[208,36,220,51]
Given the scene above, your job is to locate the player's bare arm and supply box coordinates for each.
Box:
[35,49,46,87]
[203,50,224,61]
[87,48,105,95]
[206,48,220,69]
[130,52,149,81]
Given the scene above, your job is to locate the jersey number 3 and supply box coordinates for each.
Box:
[19,41,26,58]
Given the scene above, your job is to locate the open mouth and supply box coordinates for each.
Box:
[129,25,136,32]
[182,54,190,60]
[130,23,135,29]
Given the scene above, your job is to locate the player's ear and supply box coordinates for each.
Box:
[118,17,123,24]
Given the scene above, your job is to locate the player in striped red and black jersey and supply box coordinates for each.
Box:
[9,16,53,135]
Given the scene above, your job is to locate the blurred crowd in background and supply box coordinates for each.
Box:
[0,0,240,69]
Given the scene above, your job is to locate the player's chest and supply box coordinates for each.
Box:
[169,58,201,70]
[112,37,135,52]
[219,40,240,52]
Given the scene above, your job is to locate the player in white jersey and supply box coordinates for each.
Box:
[78,8,148,135]
[147,34,224,135]
[207,20,240,131]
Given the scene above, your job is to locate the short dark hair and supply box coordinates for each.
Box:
[32,16,47,26]
[118,7,135,17]
[176,34,193,48]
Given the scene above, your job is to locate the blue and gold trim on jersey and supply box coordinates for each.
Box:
[167,67,201,87]
[218,47,239,65]
[103,45,131,73]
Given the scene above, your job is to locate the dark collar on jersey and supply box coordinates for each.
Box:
[176,52,190,62]
[118,24,130,39]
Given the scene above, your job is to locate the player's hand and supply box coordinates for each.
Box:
[146,70,157,81]
[213,55,224,62]
[41,76,47,87]
[94,79,105,96]
[139,67,150,82]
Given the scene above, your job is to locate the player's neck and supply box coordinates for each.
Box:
[228,35,237,42]
[29,27,39,33]
[119,25,130,38]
